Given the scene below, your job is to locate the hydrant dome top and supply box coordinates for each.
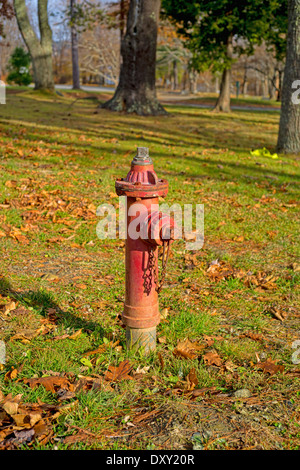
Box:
[132,147,153,166]
[115,146,169,198]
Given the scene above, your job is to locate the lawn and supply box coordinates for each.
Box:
[0,88,299,450]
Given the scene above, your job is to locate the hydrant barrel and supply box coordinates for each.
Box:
[115,148,175,353]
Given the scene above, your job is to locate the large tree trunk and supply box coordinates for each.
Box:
[70,0,80,90]
[213,67,231,112]
[213,36,233,112]
[14,0,54,91]
[277,0,300,153]
[102,0,166,115]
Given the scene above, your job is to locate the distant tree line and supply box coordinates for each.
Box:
[0,0,299,153]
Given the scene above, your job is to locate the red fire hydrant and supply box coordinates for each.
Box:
[116,147,176,353]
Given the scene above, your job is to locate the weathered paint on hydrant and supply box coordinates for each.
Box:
[115,147,176,353]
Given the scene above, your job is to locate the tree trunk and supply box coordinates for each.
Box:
[102,0,166,115]
[277,0,300,153]
[213,37,233,112]
[172,60,178,90]
[276,69,283,102]
[119,0,127,41]
[13,0,54,91]
[70,0,80,89]
[189,68,197,94]
[241,62,248,95]
[213,67,231,112]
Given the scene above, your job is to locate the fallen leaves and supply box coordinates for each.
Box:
[0,392,60,449]
[52,329,82,341]
[206,259,279,291]
[0,224,30,245]
[0,178,99,247]
[266,305,288,322]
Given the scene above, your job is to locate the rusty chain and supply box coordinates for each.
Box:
[156,240,170,293]
[143,241,170,294]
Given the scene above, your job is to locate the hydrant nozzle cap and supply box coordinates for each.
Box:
[132,147,153,166]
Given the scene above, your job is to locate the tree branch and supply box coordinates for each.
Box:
[38,0,52,50]
[13,0,40,53]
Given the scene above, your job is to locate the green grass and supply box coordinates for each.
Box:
[0,88,299,450]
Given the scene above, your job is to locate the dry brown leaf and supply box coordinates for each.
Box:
[2,393,23,415]
[158,335,167,344]
[203,334,224,346]
[223,360,236,372]
[269,306,287,322]
[68,329,82,340]
[13,411,42,428]
[45,308,59,323]
[82,340,120,357]
[157,352,165,370]
[191,386,217,398]
[173,338,205,360]
[160,308,169,320]
[9,227,29,245]
[4,366,18,381]
[202,350,223,367]
[255,358,284,375]
[240,331,264,341]
[75,284,87,290]
[23,376,74,393]
[185,368,198,391]
[0,301,17,315]
[10,333,32,344]
[206,260,235,282]
[291,262,300,272]
[104,360,133,382]
[76,374,114,393]
[5,180,18,188]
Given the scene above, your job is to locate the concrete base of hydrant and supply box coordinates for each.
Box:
[125,326,156,353]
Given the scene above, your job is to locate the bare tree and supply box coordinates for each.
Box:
[237,43,285,100]
[0,13,22,79]
[79,20,120,85]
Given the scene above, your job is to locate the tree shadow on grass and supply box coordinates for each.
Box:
[0,276,105,339]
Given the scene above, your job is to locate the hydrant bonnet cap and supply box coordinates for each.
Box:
[132,147,153,166]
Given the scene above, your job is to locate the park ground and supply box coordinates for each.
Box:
[0,88,299,450]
